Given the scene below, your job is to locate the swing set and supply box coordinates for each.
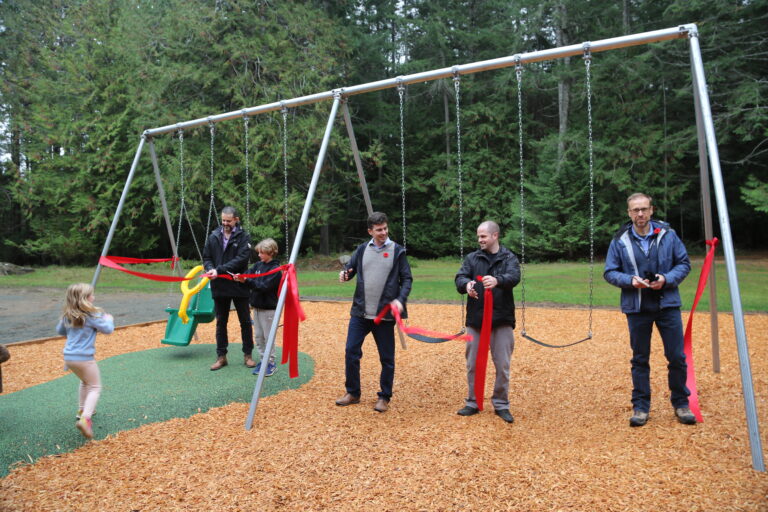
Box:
[92,24,763,470]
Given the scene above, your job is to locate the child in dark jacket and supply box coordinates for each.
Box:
[241,238,282,376]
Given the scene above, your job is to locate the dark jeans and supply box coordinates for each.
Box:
[344,316,395,400]
[626,307,690,412]
[213,296,253,357]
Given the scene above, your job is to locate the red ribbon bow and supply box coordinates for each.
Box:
[279,263,305,378]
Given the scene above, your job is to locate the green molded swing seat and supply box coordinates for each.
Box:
[161,283,215,346]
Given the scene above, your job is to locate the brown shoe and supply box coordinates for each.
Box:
[210,356,228,371]
[335,393,360,406]
[244,354,257,368]
[374,398,389,413]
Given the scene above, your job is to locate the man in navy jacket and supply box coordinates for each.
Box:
[335,212,412,413]
[203,206,254,371]
[604,193,696,427]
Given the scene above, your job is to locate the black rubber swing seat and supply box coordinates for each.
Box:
[521,331,592,349]
[405,329,467,344]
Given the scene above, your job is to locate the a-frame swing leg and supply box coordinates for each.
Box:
[245,93,343,430]
[341,100,374,217]
[689,30,764,472]
[92,136,147,287]
[148,139,183,278]
[91,136,182,288]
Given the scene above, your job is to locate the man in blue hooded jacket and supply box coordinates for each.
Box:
[604,193,696,427]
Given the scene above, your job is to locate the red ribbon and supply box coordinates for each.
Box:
[474,277,494,411]
[104,255,180,267]
[683,237,719,423]
[374,304,472,342]
[99,255,284,282]
[279,264,305,378]
[99,256,188,282]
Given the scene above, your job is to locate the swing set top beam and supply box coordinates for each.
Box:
[143,24,693,138]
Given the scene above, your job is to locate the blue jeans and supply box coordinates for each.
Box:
[344,316,395,400]
[626,307,690,412]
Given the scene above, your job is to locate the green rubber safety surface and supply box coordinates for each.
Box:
[0,344,313,477]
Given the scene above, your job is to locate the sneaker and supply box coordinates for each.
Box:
[266,362,276,377]
[629,410,649,427]
[76,417,93,439]
[251,361,262,375]
[675,407,697,425]
[457,406,480,416]
[76,410,96,420]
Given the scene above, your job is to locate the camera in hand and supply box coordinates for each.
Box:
[643,271,659,283]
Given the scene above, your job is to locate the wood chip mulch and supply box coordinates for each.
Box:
[1,302,767,511]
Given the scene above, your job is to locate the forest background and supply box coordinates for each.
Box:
[1,0,766,265]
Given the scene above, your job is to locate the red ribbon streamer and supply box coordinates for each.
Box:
[100,255,305,379]
[104,255,180,268]
[279,264,306,379]
[374,304,472,342]
[99,256,189,282]
[683,237,719,423]
[474,278,494,412]
[99,255,284,282]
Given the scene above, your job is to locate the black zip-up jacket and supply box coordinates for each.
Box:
[244,259,281,309]
[343,241,413,320]
[455,246,521,329]
[202,226,251,298]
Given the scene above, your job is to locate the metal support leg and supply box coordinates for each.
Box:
[689,28,764,472]
[91,136,147,287]
[691,54,720,373]
[148,139,181,275]
[245,93,343,430]
[342,100,374,216]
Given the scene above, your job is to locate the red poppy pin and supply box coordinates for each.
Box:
[383,252,389,258]
[653,227,661,234]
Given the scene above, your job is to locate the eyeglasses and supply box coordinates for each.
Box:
[628,207,651,215]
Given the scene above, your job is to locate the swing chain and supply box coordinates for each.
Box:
[243,115,251,231]
[176,129,185,261]
[176,128,203,261]
[207,120,216,236]
[397,79,407,248]
[282,105,290,257]
[453,71,464,264]
[515,59,528,336]
[452,70,468,328]
[584,45,595,338]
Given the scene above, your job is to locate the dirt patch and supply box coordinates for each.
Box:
[1,302,766,511]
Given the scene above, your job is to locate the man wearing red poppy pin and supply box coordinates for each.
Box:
[336,212,413,413]
[604,193,695,427]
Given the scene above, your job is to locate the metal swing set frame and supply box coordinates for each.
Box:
[91,24,764,471]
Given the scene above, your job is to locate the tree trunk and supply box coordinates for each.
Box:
[623,0,631,34]
[320,223,329,256]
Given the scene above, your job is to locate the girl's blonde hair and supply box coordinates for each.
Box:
[62,283,103,327]
[255,238,279,257]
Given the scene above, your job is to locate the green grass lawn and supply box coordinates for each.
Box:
[1,257,765,312]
